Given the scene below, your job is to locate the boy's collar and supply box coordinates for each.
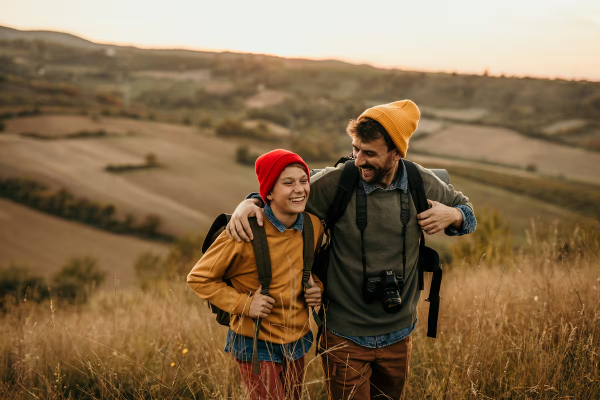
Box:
[264,204,304,233]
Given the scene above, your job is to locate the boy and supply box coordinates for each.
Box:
[187,149,324,400]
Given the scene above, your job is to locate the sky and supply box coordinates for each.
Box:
[1,0,600,80]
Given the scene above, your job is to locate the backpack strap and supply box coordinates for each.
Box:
[404,160,442,339]
[202,213,231,253]
[248,217,271,374]
[302,212,323,327]
[325,160,360,229]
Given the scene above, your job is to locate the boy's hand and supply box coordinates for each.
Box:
[226,199,264,243]
[248,285,275,319]
[304,275,322,307]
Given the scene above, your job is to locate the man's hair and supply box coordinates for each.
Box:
[346,118,396,152]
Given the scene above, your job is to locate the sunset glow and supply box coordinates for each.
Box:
[1,0,599,80]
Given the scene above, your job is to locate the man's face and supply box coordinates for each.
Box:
[352,136,398,186]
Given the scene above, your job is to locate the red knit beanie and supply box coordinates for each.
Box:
[255,149,310,204]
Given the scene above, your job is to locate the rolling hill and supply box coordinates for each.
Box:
[0,198,168,285]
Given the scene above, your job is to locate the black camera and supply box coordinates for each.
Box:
[363,270,404,314]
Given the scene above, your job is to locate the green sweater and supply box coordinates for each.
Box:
[306,162,474,336]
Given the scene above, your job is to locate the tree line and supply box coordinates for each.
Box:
[0,177,172,241]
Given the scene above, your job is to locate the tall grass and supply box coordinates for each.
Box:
[1,222,598,399]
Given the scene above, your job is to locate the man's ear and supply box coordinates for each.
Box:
[393,148,402,161]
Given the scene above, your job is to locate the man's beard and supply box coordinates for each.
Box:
[359,154,396,186]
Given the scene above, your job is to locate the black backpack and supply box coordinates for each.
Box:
[201,211,322,374]
[311,158,444,340]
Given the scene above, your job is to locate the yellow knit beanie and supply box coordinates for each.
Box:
[357,100,420,158]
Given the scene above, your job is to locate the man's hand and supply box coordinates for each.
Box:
[248,285,275,319]
[304,275,322,307]
[417,200,463,235]
[226,199,264,243]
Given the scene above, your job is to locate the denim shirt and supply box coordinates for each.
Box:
[264,204,304,232]
[224,204,313,363]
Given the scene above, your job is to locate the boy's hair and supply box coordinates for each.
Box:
[283,162,308,173]
[346,117,396,152]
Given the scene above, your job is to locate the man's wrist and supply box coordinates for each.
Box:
[451,207,463,229]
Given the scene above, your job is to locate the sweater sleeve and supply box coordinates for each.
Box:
[306,166,343,220]
[187,232,252,316]
[415,162,477,236]
[311,219,326,293]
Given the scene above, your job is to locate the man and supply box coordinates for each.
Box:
[227,100,477,399]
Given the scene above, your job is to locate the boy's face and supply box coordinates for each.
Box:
[267,165,310,215]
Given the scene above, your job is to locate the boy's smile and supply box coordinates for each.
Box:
[267,164,310,228]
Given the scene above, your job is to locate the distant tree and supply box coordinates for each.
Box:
[52,256,106,302]
[236,145,259,166]
[0,120,4,132]
[198,116,212,128]
[134,252,165,290]
[165,234,205,276]
[138,214,162,237]
[122,213,137,232]
[145,153,158,166]
[0,264,49,308]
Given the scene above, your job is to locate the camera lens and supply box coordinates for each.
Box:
[382,290,402,314]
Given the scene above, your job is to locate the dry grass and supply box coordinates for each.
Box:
[1,222,598,399]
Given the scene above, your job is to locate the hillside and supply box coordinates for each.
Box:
[411,122,600,185]
[0,115,262,236]
[1,24,599,157]
[1,114,584,247]
[0,198,168,285]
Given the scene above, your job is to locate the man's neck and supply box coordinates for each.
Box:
[375,161,400,189]
[269,205,298,229]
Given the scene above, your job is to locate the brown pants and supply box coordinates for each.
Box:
[321,329,412,400]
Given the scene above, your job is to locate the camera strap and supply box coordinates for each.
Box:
[355,180,409,295]
[355,183,369,297]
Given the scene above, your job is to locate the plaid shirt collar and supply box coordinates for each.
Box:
[361,159,408,195]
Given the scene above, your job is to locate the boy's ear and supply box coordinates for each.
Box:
[267,192,273,201]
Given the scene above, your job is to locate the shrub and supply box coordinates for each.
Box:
[145,153,158,166]
[134,234,204,289]
[235,145,260,166]
[215,119,275,141]
[164,234,205,277]
[198,116,212,128]
[52,256,106,303]
[137,214,162,237]
[450,208,512,266]
[525,162,537,172]
[0,120,4,132]
[0,265,49,308]
[134,252,165,291]
[246,107,290,126]
[291,136,336,162]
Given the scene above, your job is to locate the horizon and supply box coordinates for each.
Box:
[1,0,599,81]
